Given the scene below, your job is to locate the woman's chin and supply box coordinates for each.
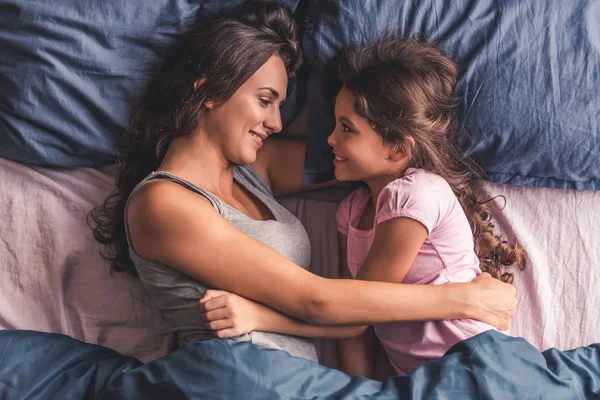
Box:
[236,149,259,166]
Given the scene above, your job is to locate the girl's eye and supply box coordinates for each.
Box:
[259,98,272,107]
[341,123,352,133]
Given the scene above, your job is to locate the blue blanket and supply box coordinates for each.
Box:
[0,330,598,399]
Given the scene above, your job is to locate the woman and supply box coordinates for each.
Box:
[90,0,516,362]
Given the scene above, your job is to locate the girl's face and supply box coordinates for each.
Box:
[327,87,399,182]
[203,55,288,165]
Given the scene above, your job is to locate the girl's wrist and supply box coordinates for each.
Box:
[447,282,478,320]
[253,306,268,331]
[463,283,481,320]
[255,303,281,332]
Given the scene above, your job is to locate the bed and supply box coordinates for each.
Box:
[1,0,599,398]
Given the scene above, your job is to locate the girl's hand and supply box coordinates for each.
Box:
[470,272,518,330]
[199,290,268,338]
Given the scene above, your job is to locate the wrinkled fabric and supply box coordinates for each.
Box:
[302,0,600,190]
[0,329,599,399]
[0,0,301,167]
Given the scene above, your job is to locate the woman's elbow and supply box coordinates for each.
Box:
[301,290,335,325]
[343,325,368,338]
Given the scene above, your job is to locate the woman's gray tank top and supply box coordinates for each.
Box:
[124,165,317,361]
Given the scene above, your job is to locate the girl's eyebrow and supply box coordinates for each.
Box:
[339,116,356,128]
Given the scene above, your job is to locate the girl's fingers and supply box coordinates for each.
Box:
[206,318,233,331]
[205,308,229,322]
[214,328,240,339]
[200,290,230,304]
[199,295,227,312]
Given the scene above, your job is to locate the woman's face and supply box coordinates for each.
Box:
[327,86,395,182]
[203,55,288,165]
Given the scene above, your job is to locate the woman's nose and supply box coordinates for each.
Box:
[265,108,283,134]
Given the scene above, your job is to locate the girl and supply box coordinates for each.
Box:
[331,38,527,376]
[90,0,516,364]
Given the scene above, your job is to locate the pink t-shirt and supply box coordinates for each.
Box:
[336,168,494,375]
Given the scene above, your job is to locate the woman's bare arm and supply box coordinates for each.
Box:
[252,137,338,196]
[128,181,516,327]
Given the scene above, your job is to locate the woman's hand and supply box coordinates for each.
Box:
[469,273,518,330]
[199,290,269,338]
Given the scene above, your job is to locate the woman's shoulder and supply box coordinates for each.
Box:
[127,178,216,231]
[126,177,227,263]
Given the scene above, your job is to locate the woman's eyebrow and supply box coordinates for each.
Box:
[258,87,285,101]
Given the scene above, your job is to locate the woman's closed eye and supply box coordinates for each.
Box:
[259,98,272,107]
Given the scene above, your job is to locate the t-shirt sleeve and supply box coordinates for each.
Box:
[335,190,360,235]
[375,171,452,235]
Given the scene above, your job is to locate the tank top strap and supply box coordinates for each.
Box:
[233,165,273,197]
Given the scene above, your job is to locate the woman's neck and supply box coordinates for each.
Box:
[159,134,235,198]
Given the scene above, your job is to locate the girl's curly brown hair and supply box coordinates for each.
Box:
[339,37,526,283]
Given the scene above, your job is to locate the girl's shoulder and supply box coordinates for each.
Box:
[383,168,453,200]
[374,169,457,232]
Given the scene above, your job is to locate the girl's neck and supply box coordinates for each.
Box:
[364,170,407,206]
[159,133,235,198]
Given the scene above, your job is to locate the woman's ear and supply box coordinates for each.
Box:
[193,77,206,91]
[194,77,215,110]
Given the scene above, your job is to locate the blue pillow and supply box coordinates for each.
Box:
[302,0,600,190]
[0,0,300,167]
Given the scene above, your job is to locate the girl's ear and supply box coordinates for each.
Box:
[194,77,214,110]
[389,135,415,162]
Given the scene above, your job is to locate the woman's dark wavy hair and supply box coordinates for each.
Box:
[338,38,526,283]
[89,0,302,277]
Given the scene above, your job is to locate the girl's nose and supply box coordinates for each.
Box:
[327,132,336,147]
